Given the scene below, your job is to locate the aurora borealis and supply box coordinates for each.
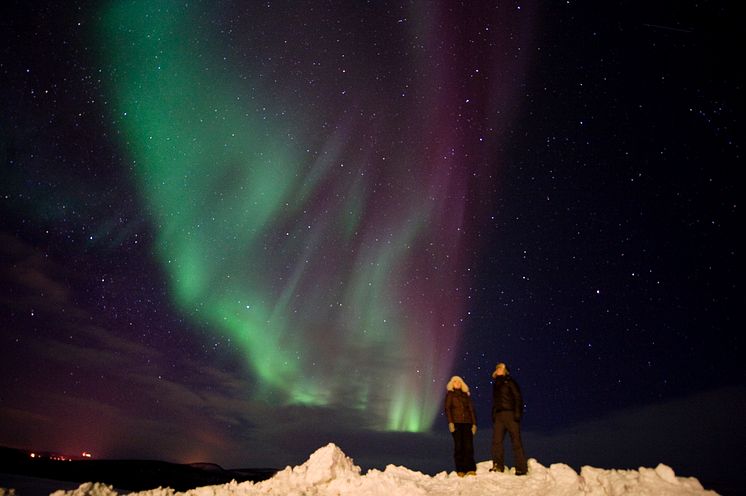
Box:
[1,0,743,489]
[93,1,532,431]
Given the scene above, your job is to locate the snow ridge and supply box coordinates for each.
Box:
[32,443,718,496]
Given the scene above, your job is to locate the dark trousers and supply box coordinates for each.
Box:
[451,423,477,472]
[492,410,527,472]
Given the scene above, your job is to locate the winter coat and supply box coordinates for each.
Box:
[445,389,476,425]
[492,375,523,421]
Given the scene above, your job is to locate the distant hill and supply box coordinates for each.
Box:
[0,446,277,492]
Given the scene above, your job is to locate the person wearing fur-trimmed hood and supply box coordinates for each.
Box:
[444,375,477,476]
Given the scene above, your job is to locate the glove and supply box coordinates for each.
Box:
[448,422,455,433]
[471,424,477,435]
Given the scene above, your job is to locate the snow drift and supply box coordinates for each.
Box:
[7,443,718,496]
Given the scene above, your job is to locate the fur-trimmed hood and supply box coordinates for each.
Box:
[446,375,470,395]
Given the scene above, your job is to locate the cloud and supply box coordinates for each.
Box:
[0,232,78,313]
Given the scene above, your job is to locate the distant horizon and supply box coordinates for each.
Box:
[1,445,279,469]
[3,384,744,483]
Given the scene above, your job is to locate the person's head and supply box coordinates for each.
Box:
[492,362,508,378]
[446,375,470,394]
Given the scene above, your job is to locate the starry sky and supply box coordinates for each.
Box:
[1,0,743,490]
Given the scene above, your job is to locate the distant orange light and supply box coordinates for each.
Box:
[30,453,36,458]
[82,452,92,458]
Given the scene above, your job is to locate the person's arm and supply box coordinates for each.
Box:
[469,397,477,434]
[445,393,456,432]
[444,392,454,423]
[511,380,523,421]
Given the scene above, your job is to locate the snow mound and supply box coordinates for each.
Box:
[579,463,714,495]
[32,443,719,496]
[50,482,119,496]
[260,442,361,488]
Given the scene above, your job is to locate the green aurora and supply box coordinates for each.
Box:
[96,0,472,432]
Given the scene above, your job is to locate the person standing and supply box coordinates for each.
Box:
[490,362,528,475]
[444,375,477,476]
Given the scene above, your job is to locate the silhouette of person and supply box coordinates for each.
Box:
[490,362,528,475]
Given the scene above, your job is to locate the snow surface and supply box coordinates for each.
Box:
[3,443,719,496]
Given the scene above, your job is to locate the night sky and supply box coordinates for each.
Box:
[1,0,743,490]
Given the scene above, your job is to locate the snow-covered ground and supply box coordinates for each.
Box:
[2,443,719,496]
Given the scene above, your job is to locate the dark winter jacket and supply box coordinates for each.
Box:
[492,375,523,421]
[445,389,476,425]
